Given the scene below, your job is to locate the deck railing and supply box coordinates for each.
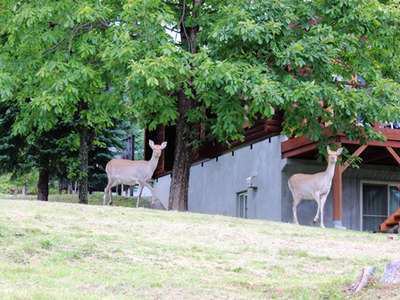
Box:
[383,122,400,130]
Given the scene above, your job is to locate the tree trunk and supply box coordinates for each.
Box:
[68,183,73,194]
[167,0,202,210]
[22,182,28,196]
[37,160,49,201]
[58,178,67,194]
[168,90,192,211]
[78,126,89,204]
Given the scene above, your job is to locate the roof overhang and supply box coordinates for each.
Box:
[282,127,400,167]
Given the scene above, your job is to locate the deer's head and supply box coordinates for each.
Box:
[327,146,343,164]
[149,140,167,158]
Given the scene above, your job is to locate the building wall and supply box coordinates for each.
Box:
[188,136,286,220]
[282,159,400,230]
[153,137,400,231]
[154,136,286,220]
[153,175,171,209]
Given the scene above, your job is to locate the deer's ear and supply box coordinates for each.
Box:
[326,146,332,155]
[160,142,167,150]
[149,140,155,149]
[336,147,343,156]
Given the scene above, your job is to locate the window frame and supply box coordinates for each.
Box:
[360,180,400,231]
[236,190,248,219]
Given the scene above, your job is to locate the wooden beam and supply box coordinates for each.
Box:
[340,136,400,148]
[342,145,368,172]
[281,136,314,153]
[375,128,400,140]
[386,146,400,166]
[282,143,317,158]
[332,164,343,222]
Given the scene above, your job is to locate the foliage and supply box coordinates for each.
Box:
[114,0,400,144]
[1,1,400,146]
[0,172,38,194]
[2,0,400,204]
[0,1,126,133]
[0,97,73,181]
[0,1,132,200]
[0,100,28,174]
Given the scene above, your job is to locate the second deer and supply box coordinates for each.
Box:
[288,146,343,228]
[103,140,167,208]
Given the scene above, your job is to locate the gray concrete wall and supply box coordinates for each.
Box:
[188,136,286,220]
[153,136,400,231]
[282,159,400,230]
[153,175,171,209]
[154,136,286,220]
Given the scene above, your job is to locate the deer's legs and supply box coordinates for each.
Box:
[104,181,117,206]
[136,183,144,208]
[320,194,328,228]
[108,187,113,205]
[292,196,300,225]
[313,203,321,223]
[103,181,113,205]
[313,192,321,224]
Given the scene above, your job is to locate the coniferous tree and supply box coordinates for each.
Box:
[0,1,126,203]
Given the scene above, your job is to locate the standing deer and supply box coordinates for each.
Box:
[103,140,167,208]
[288,146,343,228]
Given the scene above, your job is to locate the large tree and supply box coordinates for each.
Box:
[118,0,400,210]
[2,1,400,209]
[0,1,126,203]
[0,49,66,201]
[0,97,76,201]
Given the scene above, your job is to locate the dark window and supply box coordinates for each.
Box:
[389,186,400,215]
[237,191,248,218]
[362,184,388,231]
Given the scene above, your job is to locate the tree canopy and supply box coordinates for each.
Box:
[123,0,400,139]
[1,0,400,209]
[112,0,400,208]
[0,1,128,202]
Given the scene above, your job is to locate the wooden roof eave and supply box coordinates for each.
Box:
[282,128,400,159]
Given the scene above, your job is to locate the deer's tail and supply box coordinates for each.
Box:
[105,160,112,175]
[288,178,293,194]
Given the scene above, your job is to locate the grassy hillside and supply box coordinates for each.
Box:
[0,199,399,299]
[0,192,148,208]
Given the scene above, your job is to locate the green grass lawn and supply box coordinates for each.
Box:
[0,199,399,299]
[0,192,152,208]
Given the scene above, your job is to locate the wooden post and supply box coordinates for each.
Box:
[342,145,368,172]
[386,146,400,166]
[332,164,343,226]
[333,144,367,228]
